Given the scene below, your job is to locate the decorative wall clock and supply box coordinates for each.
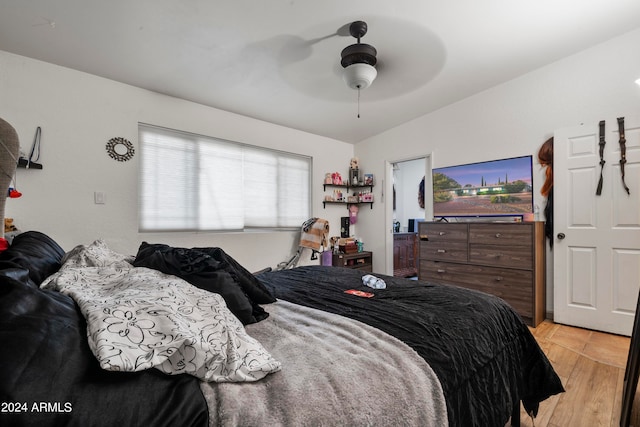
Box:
[106,137,135,162]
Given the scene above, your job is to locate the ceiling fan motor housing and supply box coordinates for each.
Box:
[340,43,377,67]
[341,20,377,67]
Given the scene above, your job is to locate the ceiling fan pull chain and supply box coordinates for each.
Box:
[357,88,361,118]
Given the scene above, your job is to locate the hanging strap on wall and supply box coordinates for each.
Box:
[18,126,43,169]
[618,117,630,195]
[596,120,606,196]
[29,126,41,164]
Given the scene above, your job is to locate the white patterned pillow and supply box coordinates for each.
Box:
[41,240,281,382]
[59,239,132,269]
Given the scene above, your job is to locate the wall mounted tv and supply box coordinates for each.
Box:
[432,155,534,220]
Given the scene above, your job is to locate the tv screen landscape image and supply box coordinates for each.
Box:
[432,155,533,218]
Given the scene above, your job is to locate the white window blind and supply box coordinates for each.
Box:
[139,124,311,231]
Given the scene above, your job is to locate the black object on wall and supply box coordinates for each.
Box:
[341,217,350,238]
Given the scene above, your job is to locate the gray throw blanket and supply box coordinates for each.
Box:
[200,300,448,426]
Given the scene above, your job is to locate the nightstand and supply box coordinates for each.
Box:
[332,251,372,272]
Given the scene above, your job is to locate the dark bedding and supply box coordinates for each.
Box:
[132,241,276,325]
[0,233,208,427]
[257,265,565,427]
[0,231,563,427]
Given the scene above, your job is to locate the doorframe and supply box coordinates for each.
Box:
[384,154,434,276]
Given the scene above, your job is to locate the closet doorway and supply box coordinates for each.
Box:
[384,155,433,276]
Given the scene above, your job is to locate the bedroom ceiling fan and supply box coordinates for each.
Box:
[340,21,378,90]
[340,20,378,118]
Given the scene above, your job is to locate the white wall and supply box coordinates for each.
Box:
[355,28,640,311]
[1,51,354,272]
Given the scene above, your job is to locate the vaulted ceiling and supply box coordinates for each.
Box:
[1,0,640,143]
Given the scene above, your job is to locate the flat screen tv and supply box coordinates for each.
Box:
[432,155,533,219]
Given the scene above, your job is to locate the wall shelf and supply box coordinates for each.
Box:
[322,200,374,209]
[323,183,373,192]
[322,183,374,209]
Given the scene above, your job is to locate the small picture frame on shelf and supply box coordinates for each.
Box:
[349,168,360,186]
[364,173,374,185]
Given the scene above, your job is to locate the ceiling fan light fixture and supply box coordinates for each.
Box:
[342,63,377,90]
[340,21,378,91]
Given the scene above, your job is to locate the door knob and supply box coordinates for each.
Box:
[557,233,566,240]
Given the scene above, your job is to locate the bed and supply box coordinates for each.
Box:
[0,231,563,427]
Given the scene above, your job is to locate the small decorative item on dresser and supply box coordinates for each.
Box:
[338,237,358,253]
[321,250,333,266]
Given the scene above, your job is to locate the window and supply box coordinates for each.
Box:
[138,124,311,231]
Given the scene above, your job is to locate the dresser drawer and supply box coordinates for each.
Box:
[420,241,467,262]
[469,244,532,269]
[469,223,532,247]
[419,223,467,243]
[419,260,474,286]
[420,261,533,318]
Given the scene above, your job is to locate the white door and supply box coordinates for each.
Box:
[554,115,640,336]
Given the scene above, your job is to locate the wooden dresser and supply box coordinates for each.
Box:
[393,233,417,277]
[418,221,545,326]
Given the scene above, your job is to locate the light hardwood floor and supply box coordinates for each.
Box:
[516,320,634,427]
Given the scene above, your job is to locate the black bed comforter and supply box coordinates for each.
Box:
[257,266,564,427]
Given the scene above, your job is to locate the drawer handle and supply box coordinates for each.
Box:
[437,249,446,253]
[495,276,503,282]
[495,233,502,238]
[439,232,445,236]
[494,253,502,258]
[437,269,446,273]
